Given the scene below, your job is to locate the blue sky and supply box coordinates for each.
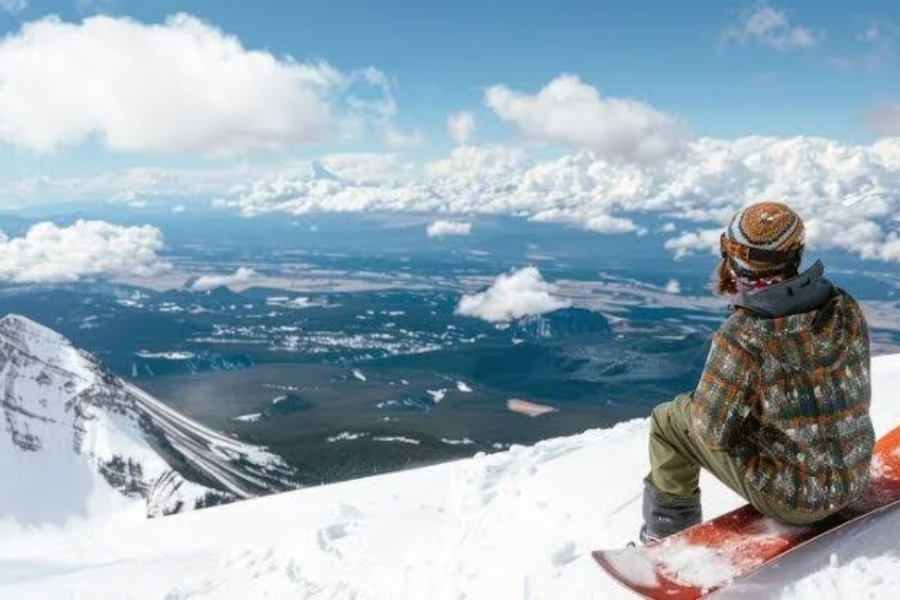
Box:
[0,1,897,265]
[0,0,897,167]
[0,1,897,281]
[132,0,894,139]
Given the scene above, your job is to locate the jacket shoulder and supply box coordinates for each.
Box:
[715,309,763,359]
[835,288,867,318]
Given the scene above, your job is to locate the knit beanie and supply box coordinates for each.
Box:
[715,201,805,294]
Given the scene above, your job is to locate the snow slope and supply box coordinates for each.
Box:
[2,353,900,599]
[0,314,297,531]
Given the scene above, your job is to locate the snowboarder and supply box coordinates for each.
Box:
[639,201,875,543]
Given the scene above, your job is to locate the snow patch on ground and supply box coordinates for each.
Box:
[442,438,476,446]
[351,369,367,382]
[427,389,448,403]
[779,555,900,599]
[233,413,262,423]
[135,351,196,360]
[371,436,420,445]
[326,432,368,442]
[456,380,473,393]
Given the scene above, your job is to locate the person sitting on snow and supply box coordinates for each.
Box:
[639,201,875,543]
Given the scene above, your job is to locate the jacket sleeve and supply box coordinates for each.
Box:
[690,321,760,452]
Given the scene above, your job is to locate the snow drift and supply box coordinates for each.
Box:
[0,314,297,529]
[0,317,898,598]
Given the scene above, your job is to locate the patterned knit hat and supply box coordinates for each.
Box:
[721,201,805,279]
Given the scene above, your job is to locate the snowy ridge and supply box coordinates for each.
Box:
[126,383,291,497]
[0,314,297,529]
[2,344,900,597]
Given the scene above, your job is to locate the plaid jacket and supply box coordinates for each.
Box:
[690,289,874,512]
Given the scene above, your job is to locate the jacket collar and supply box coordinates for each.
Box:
[731,260,835,318]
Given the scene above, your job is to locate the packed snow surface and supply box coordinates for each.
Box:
[2,353,900,598]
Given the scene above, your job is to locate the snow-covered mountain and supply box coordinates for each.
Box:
[2,322,899,598]
[0,314,297,527]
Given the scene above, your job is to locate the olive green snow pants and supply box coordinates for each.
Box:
[647,393,835,526]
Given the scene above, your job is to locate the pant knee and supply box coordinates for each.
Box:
[650,402,671,436]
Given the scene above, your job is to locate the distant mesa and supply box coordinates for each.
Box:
[506,398,558,417]
[514,307,612,341]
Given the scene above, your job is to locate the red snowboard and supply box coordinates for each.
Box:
[592,423,900,599]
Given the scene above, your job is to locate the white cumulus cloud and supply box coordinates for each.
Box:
[664,229,722,259]
[455,267,570,323]
[188,267,259,292]
[0,220,168,283]
[0,14,353,155]
[721,5,818,50]
[585,214,641,233]
[484,74,686,163]
[427,220,472,238]
[447,111,476,145]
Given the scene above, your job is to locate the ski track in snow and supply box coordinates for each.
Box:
[2,355,900,598]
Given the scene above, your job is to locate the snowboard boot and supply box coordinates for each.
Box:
[639,479,702,544]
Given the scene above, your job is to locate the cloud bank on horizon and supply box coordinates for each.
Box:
[0,8,896,265]
[212,135,900,262]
